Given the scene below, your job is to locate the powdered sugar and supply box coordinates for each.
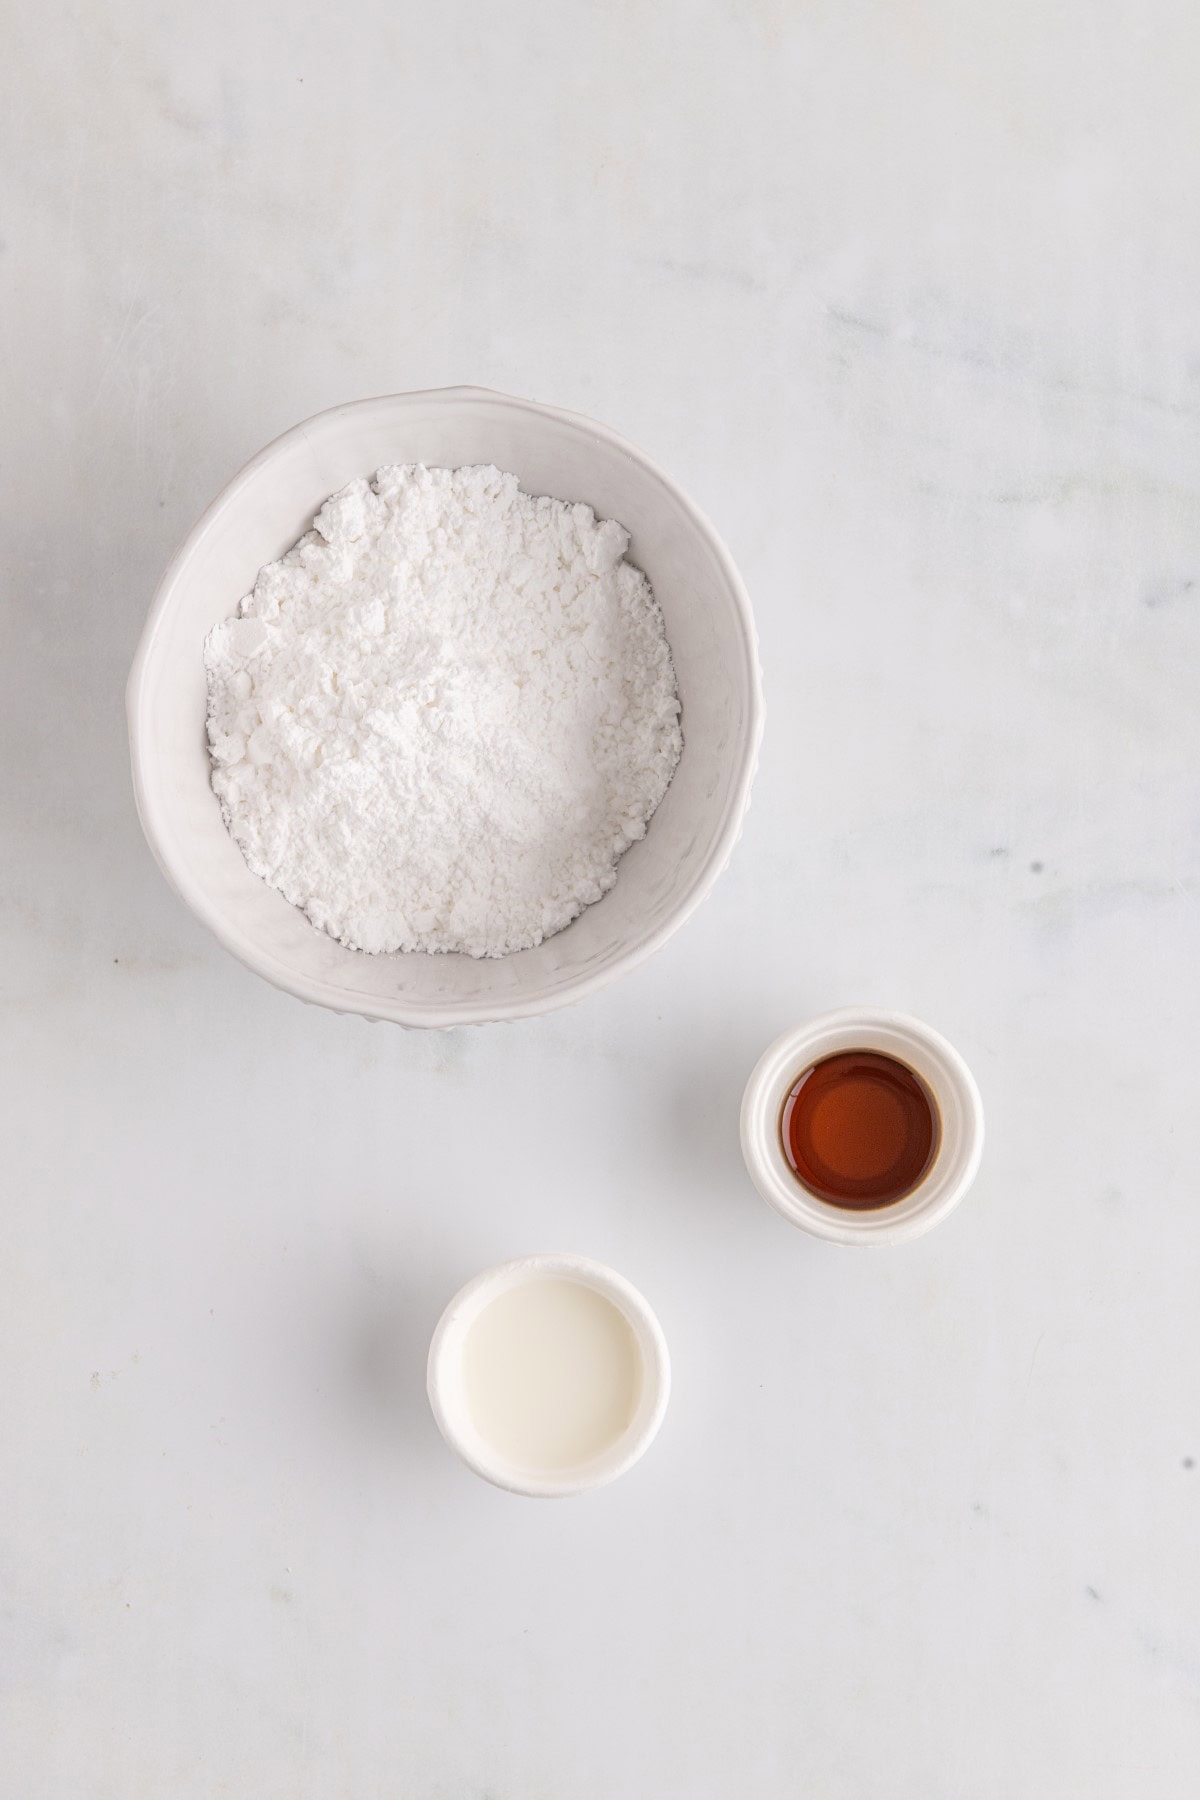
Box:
[203,464,682,957]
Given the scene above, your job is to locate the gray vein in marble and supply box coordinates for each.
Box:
[915,474,1200,510]
[824,302,1200,422]
[1143,576,1195,608]
[646,255,769,293]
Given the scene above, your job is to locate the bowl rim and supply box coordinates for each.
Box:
[126,385,764,1027]
[425,1252,671,1498]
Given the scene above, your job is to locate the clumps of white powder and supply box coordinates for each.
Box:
[203,464,682,957]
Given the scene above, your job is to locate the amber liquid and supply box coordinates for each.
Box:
[780,1050,939,1209]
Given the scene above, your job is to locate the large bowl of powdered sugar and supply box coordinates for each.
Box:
[128,388,762,1026]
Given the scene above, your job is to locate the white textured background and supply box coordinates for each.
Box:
[3,3,1199,1794]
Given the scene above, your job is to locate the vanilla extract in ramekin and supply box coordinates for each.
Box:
[741,1010,984,1246]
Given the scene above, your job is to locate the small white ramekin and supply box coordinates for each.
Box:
[740,1009,985,1246]
[426,1254,671,1498]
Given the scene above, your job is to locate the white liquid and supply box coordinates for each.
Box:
[462,1279,643,1471]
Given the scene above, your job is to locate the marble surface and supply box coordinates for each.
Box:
[3,2,1199,1793]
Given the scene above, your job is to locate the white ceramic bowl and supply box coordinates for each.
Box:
[740,1009,985,1246]
[127,387,762,1027]
[426,1254,670,1498]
